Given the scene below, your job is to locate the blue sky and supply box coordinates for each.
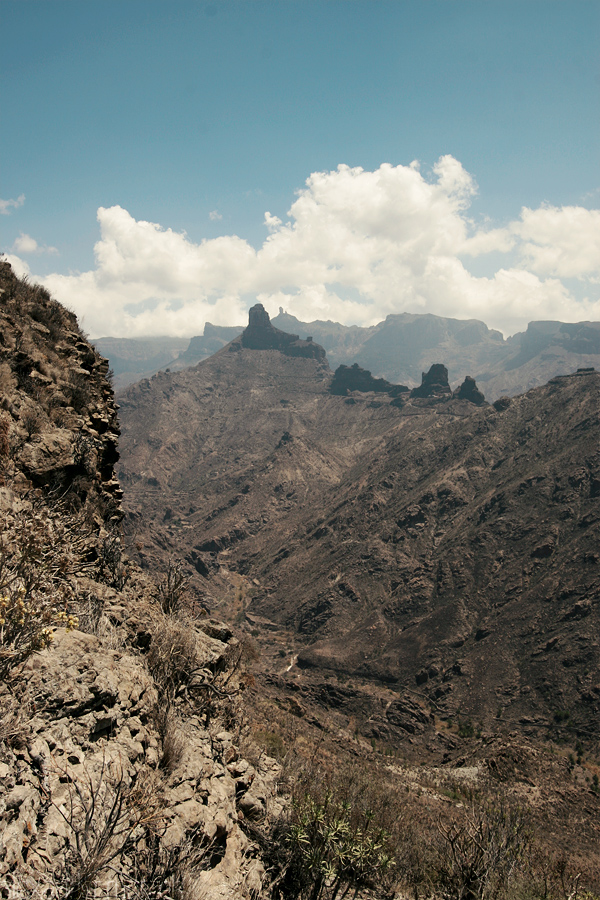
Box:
[1,1,599,337]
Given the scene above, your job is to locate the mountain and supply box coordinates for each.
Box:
[479,319,600,398]
[3,267,600,894]
[98,311,600,399]
[117,304,600,743]
[271,311,508,391]
[92,335,190,391]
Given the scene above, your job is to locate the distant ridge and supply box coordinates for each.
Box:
[97,311,600,399]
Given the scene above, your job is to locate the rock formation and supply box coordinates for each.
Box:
[453,374,487,405]
[329,363,408,397]
[410,362,452,398]
[236,303,327,360]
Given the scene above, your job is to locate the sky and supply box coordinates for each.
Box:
[1,0,599,339]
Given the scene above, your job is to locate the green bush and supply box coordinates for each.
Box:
[267,761,400,900]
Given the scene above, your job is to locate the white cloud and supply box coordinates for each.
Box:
[13,158,600,338]
[11,233,58,256]
[0,194,25,215]
[3,254,31,279]
[209,210,222,221]
[512,205,600,280]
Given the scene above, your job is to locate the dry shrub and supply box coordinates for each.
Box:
[96,532,130,590]
[67,371,92,413]
[0,686,31,747]
[156,557,189,615]
[0,411,11,473]
[21,409,44,439]
[147,612,199,706]
[28,290,67,341]
[0,499,90,680]
[153,706,186,773]
[433,797,531,900]
[75,590,125,650]
[49,759,163,900]
[0,361,17,396]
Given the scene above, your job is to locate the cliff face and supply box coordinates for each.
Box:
[0,260,121,518]
[0,265,275,899]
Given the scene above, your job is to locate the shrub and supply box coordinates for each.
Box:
[267,758,401,900]
[156,558,189,615]
[52,759,162,900]
[435,796,530,900]
[0,500,86,680]
[96,532,130,590]
[147,613,199,707]
[147,611,241,730]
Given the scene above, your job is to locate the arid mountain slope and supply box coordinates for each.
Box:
[118,306,600,740]
[247,369,600,733]
[3,265,600,896]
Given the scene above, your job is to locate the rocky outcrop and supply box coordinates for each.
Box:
[410,363,452,398]
[0,588,278,898]
[0,261,122,518]
[236,303,327,360]
[453,375,487,405]
[330,363,408,397]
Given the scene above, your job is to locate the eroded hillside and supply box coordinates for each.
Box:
[118,305,600,739]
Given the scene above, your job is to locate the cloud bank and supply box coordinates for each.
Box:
[13,158,600,337]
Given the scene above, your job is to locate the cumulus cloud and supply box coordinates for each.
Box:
[512,205,600,281]
[11,233,58,256]
[13,158,600,338]
[0,194,25,215]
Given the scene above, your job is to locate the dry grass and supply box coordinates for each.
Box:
[147,611,199,706]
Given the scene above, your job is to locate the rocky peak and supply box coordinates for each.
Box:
[453,374,487,406]
[237,303,327,360]
[411,363,452,398]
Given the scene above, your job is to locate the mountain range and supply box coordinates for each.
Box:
[95,311,600,400]
[117,305,600,745]
[2,262,600,894]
